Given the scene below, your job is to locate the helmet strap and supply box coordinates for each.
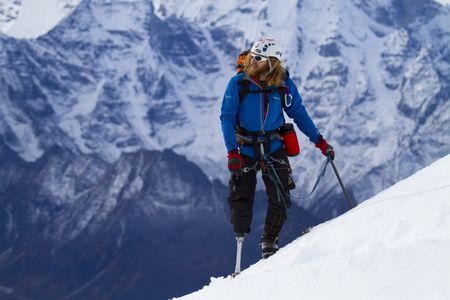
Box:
[266,58,274,76]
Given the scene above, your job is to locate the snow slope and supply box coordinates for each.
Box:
[176,154,450,300]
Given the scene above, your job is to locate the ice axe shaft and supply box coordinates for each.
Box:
[330,159,355,209]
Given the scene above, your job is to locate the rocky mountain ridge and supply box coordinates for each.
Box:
[1,0,449,218]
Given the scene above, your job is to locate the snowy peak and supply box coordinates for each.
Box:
[0,0,81,38]
[177,154,450,300]
[434,0,450,6]
[0,0,21,33]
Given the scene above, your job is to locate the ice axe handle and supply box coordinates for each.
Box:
[330,159,355,209]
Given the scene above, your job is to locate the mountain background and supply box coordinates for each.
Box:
[0,0,449,299]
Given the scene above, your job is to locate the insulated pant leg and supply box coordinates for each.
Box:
[261,149,292,242]
[227,156,258,235]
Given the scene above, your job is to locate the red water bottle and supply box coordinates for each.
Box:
[279,123,300,156]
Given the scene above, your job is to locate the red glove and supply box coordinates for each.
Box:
[315,135,335,160]
[228,149,244,175]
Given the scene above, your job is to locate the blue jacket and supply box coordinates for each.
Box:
[220,73,321,157]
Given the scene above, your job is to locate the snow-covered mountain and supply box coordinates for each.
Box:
[435,0,450,6]
[176,154,450,300]
[1,0,449,220]
[0,0,81,38]
[1,1,450,298]
[0,145,230,299]
[0,0,21,33]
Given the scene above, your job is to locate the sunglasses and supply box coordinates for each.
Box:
[251,54,268,62]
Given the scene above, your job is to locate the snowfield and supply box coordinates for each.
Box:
[176,154,450,300]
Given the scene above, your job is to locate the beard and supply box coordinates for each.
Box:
[247,63,268,78]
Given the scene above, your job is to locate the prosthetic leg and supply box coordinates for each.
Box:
[231,234,245,277]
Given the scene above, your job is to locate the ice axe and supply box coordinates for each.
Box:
[329,158,355,209]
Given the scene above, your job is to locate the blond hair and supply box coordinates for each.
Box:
[243,54,287,86]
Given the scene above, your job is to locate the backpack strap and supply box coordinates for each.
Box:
[238,71,291,107]
[280,70,291,108]
[277,87,287,109]
[238,77,270,104]
[238,78,250,104]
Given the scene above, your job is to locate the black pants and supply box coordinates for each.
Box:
[227,148,293,242]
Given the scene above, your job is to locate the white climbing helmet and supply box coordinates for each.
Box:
[250,37,282,60]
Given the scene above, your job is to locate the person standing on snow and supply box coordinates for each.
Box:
[220,37,334,259]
